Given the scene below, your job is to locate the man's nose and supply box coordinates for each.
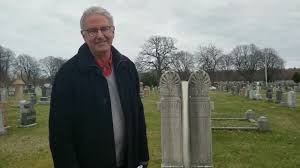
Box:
[95,30,105,37]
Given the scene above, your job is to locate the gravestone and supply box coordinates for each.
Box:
[245,109,256,120]
[280,92,288,106]
[249,89,256,100]
[8,87,15,96]
[19,100,37,127]
[0,88,8,102]
[35,86,42,97]
[189,70,213,168]
[144,86,150,97]
[13,79,25,102]
[258,116,270,132]
[275,88,283,104]
[266,88,273,102]
[287,91,296,108]
[160,71,184,168]
[139,82,144,98]
[239,87,246,97]
[0,106,6,135]
[39,84,51,104]
[45,83,52,97]
[255,86,262,100]
[0,102,8,127]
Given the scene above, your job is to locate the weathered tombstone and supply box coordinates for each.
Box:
[280,92,288,106]
[40,84,51,104]
[0,106,6,135]
[160,71,183,168]
[139,82,144,98]
[189,70,213,168]
[275,88,282,104]
[0,88,8,102]
[255,86,262,100]
[266,88,273,102]
[287,91,296,108]
[144,86,151,97]
[239,87,246,97]
[44,83,52,97]
[35,86,42,97]
[258,116,270,132]
[19,100,37,127]
[12,79,25,102]
[27,84,34,94]
[245,109,256,120]
[249,89,256,100]
[0,102,8,128]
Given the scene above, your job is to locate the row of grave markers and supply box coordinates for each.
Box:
[0,82,52,135]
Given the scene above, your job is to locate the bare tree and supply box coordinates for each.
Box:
[218,54,234,71]
[40,56,66,83]
[260,48,285,82]
[13,54,40,85]
[231,44,263,82]
[135,35,177,80]
[195,44,223,83]
[170,51,195,80]
[0,45,15,87]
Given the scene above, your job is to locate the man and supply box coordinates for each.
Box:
[49,6,149,168]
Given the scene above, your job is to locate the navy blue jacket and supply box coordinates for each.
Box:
[49,43,149,168]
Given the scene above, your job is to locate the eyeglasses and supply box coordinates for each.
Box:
[82,26,114,37]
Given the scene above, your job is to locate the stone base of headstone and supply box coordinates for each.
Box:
[39,97,50,104]
[18,123,38,128]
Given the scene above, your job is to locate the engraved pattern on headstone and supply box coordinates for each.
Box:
[160,71,183,168]
[188,70,213,167]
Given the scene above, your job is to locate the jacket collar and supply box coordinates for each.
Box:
[77,43,127,72]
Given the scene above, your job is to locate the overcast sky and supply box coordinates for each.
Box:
[1,0,299,68]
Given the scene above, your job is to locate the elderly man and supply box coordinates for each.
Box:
[49,6,149,168]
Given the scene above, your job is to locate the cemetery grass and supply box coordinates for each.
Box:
[0,92,300,168]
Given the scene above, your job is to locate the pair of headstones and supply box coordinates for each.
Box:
[160,70,213,168]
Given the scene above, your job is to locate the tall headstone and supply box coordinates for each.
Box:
[280,92,288,106]
[287,91,296,108]
[139,82,144,98]
[35,86,42,97]
[0,102,8,128]
[160,71,183,168]
[189,70,213,168]
[0,88,8,102]
[275,88,282,104]
[266,88,273,102]
[255,86,262,100]
[0,105,7,135]
[12,79,25,102]
[144,86,151,97]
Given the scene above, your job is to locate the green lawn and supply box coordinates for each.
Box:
[0,91,300,168]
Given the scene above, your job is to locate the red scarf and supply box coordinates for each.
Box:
[95,54,112,77]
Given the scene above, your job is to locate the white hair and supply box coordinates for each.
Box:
[80,6,114,29]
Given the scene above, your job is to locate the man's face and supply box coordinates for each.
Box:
[81,14,114,56]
